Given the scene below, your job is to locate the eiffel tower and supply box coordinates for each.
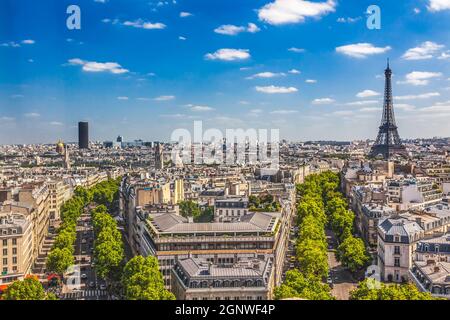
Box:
[369,60,408,159]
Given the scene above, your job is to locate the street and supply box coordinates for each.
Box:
[326,229,358,300]
[61,210,108,300]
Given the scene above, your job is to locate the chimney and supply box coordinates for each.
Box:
[208,261,213,275]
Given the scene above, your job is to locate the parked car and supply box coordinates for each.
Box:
[100,284,107,291]
[81,274,87,280]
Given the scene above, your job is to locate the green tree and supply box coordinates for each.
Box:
[274,269,333,300]
[46,247,74,274]
[296,238,329,279]
[122,256,175,300]
[179,200,201,219]
[2,277,56,300]
[350,279,436,300]
[336,236,369,272]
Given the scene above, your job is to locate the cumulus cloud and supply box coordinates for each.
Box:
[180,12,193,17]
[312,98,335,104]
[288,69,301,74]
[154,95,175,101]
[402,41,445,60]
[255,85,298,94]
[258,0,336,25]
[356,90,380,98]
[246,72,285,79]
[68,58,129,74]
[214,23,260,35]
[21,39,35,44]
[288,47,305,53]
[336,43,391,58]
[205,49,250,61]
[427,0,450,12]
[117,96,129,100]
[305,79,317,83]
[122,19,166,29]
[397,71,442,86]
[190,105,214,112]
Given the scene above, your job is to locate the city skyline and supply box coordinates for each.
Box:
[1,0,450,144]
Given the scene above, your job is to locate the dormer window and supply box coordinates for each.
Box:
[394,235,400,243]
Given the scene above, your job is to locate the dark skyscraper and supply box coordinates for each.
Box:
[369,60,407,159]
[78,121,89,149]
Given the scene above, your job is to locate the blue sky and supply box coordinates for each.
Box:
[0,0,450,144]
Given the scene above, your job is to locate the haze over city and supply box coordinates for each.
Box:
[1,0,450,144]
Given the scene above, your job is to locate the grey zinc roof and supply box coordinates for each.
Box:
[378,217,423,237]
[151,212,276,234]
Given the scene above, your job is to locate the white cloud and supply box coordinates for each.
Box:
[154,95,175,101]
[50,121,63,126]
[255,85,298,94]
[270,109,298,114]
[336,43,391,58]
[68,58,129,74]
[122,19,166,29]
[258,0,336,25]
[356,90,380,98]
[136,97,151,101]
[205,49,250,61]
[246,72,285,79]
[288,69,301,74]
[394,92,440,100]
[24,112,40,118]
[438,51,450,59]
[117,96,129,100]
[312,98,335,104]
[21,39,35,44]
[414,8,421,14]
[190,105,214,112]
[336,16,361,23]
[288,47,305,53]
[305,79,317,83]
[345,100,379,106]
[179,36,187,40]
[214,23,260,35]
[397,71,442,86]
[427,0,450,12]
[180,12,192,17]
[1,41,21,47]
[401,41,445,60]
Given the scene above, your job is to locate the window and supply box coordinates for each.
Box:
[12,239,17,245]
[12,257,17,264]
[394,246,400,255]
[2,240,7,246]
[394,257,400,267]
[3,258,7,265]
[2,249,7,255]
[394,236,400,243]
[12,248,17,255]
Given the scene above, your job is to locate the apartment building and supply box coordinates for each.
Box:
[0,213,33,285]
[171,255,274,300]
[377,203,450,283]
[387,178,442,211]
[46,180,71,221]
